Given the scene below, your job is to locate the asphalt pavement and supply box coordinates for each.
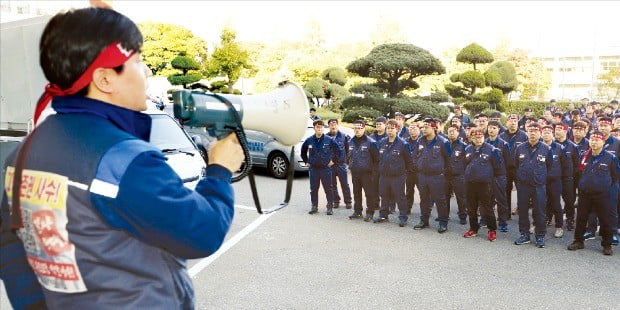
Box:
[2,168,618,309]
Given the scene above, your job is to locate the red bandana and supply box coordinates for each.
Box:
[34,42,135,125]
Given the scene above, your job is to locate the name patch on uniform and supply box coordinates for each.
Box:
[519,154,525,159]
[454,151,461,157]
[537,155,546,162]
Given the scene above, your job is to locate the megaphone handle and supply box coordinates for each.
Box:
[248,169,263,214]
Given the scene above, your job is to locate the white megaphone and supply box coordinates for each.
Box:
[172,81,309,146]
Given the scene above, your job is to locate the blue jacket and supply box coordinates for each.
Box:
[370,131,386,143]
[326,130,350,164]
[545,141,573,180]
[348,135,379,173]
[1,96,235,309]
[406,136,421,173]
[447,139,467,176]
[416,135,452,176]
[464,142,503,183]
[301,134,341,168]
[378,137,412,177]
[603,135,620,157]
[515,141,553,186]
[558,139,579,176]
[499,129,528,170]
[486,137,509,175]
[578,150,620,193]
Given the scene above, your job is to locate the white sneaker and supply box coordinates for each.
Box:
[554,228,564,238]
[529,226,535,234]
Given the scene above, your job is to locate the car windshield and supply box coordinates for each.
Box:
[149,114,195,151]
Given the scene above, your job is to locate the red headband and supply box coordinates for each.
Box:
[599,119,612,126]
[590,133,605,140]
[34,42,135,125]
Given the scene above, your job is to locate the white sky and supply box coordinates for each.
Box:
[111,0,620,57]
[3,1,620,56]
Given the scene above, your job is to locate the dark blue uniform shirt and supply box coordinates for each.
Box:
[416,135,452,176]
[545,141,573,179]
[301,134,342,168]
[514,141,553,186]
[448,139,467,176]
[578,150,620,193]
[326,130,350,164]
[464,142,503,183]
[348,135,379,173]
[378,137,412,177]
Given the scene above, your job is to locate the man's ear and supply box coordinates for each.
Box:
[90,67,115,94]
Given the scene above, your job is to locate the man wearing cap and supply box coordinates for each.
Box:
[453,105,471,125]
[554,123,579,231]
[414,118,452,233]
[513,123,553,248]
[405,122,422,216]
[463,128,504,241]
[518,107,534,130]
[489,111,506,135]
[374,120,412,227]
[446,125,468,225]
[301,120,342,215]
[347,120,379,221]
[568,131,619,255]
[395,112,410,140]
[541,125,572,238]
[309,107,320,121]
[500,114,528,217]
[486,120,510,231]
[326,118,353,209]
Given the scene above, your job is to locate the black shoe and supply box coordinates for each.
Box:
[326,209,333,215]
[413,221,429,230]
[349,212,362,220]
[345,203,352,209]
[567,240,584,250]
[399,217,407,227]
[545,218,553,227]
[332,202,340,209]
[603,246,613,256]
[438,222,448,234]
[363,214,373,222]
[459,217,467,225]
[373,216,388,223]
[308,207,318,215]
[566,219,575,231]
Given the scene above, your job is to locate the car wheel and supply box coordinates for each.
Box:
[269,152,289,179]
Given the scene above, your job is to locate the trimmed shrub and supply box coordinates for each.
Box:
[463,101,489,115]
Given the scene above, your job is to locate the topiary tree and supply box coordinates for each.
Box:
[346,43,445,98]
[167,51,202,88]
[321,67,348,86]
[456,43,494,71]
[485,61,518,95]
[304,78,330,107]
[450,70,486,98]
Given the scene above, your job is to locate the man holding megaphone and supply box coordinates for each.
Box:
[0,7,244,309]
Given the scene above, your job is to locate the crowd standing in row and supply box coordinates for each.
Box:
[301,99,620,256]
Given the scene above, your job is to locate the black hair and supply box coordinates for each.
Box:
[487,120,502,128]
[40,8,143,95]
[309,108,316,112]
[313,120,324,126]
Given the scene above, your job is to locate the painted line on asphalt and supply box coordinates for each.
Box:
[234,204,257,211]
[189,207,275,278]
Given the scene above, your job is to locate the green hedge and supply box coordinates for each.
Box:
[342,96,449,121]
[503,101,571,117]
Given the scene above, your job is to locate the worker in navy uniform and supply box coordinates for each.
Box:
[486,120,510,232]
[589,117,620,245]
[395,112,410,140]
[413,118,452,233]
[463,128,504,241]
[446,124,468,225]
[500,114,528,217]
[568,131,618,256]
[374,120,412,227]
[436,118,448,139]
[453,105,471,125]
[554,123,578,231]
[513,123,553,248]
[540,125,572,238]
[309,107,321,121]
[475,113,489,137]
[370,116,389,213]
[450,117,467,141]
[405,122,421,216]
[489,111,506,134]
[326,118,353,209]
[347,120,380,221]
[464,123,477,144]
[518,107,534,130]
[301,120,342,215]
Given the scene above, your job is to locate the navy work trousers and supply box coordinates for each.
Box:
[516,182,547,236]
[309,166,333,208]
[418,173,448,223]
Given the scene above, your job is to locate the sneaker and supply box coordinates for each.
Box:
[488,230,497,242]
[567,240,585,251]
[398,217,407,227]
[499,224,508,232]
[363,214,373,222]
[437,222,448,234]
[373,216,388,223]
[459,217,467,225]
[612,234,619,246]
[554,228,564,238]
[566,219,575,231]
[345,203,352,209]
[479,220,487,228]
[413,221,429,230]
[349,213,362,220]
[463,230,478,238]
[603,246,613,256]
[514,234,531,245]
[583,231,596,240]
[308,207,318,215]
[529,226,535,234]
[535,235,545,248]
[326,209,333,215]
